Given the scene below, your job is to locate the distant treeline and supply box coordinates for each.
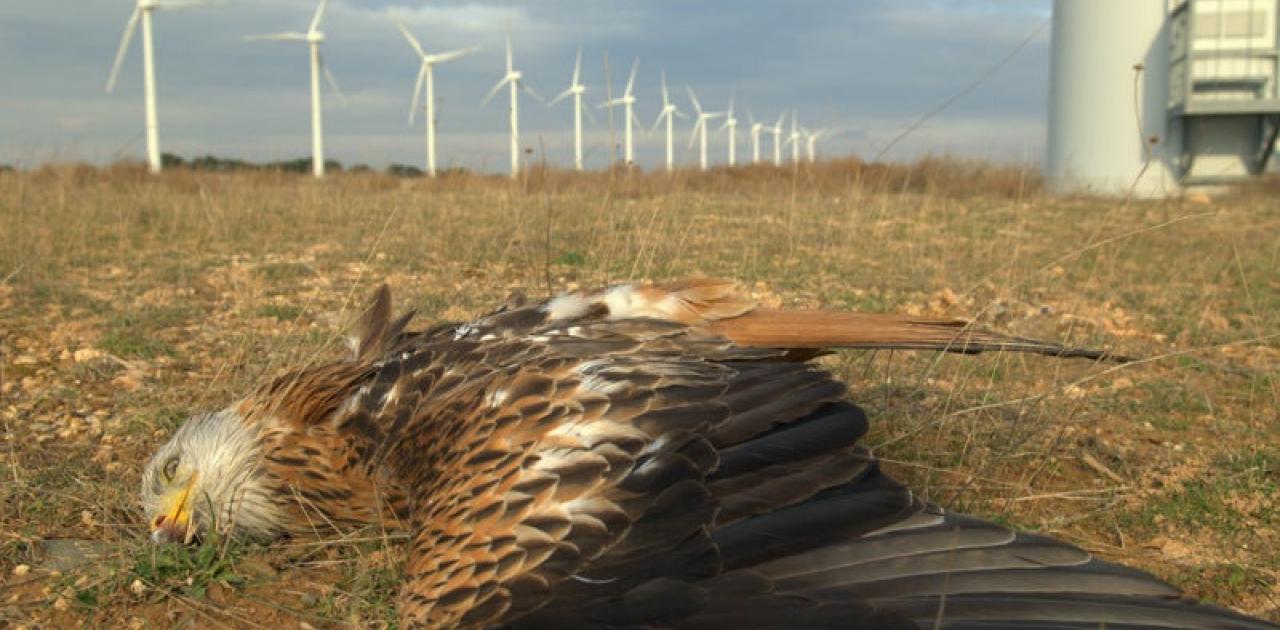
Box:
[157,153,452,178]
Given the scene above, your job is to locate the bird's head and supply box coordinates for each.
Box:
[140,409,284,544]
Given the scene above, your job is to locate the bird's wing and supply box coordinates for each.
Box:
[329,280,1265,629]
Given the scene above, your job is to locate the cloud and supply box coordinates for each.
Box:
[0,0,1052,170]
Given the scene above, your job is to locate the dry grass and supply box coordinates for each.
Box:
[1,159,1277,627]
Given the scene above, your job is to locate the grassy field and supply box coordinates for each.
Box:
[1,159,1277,627]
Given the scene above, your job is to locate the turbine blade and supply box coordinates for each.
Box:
[157,0,211,8]
[727,93,735,117]
[408,64,426,124]
[483,76,512,105]
[320,53,344,102]
[685,85,702,114]
[583,101,598,124]
[246,32,309,41]
[689,118,703,148]
[309,0,329,33]
[651,109,665,134]
[428,46,478,64]
[572,46,582,86]
[624,58,638,96]
[505,30,513,73]
[105,7,141,93]
[548,87,574,106]
[674,108,689,120]
[521,81,544,103]
[395,19,427,59]
[660,70,670,107]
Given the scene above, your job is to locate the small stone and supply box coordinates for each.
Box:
[113,373,142,391]
[12,564,30,576]
[130,579,146,596]
[73,348,104,363]
[1185,191,1212,205]
[53,596,69,611]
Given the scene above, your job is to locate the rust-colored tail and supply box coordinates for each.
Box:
[708,308,1128,362]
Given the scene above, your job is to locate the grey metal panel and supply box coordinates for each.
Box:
[1183,98,1280,114]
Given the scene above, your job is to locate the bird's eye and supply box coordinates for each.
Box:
[162,457,179,481]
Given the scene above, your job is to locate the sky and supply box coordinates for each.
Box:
[0,1,1052,172]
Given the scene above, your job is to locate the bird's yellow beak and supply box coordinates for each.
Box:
[150,473,198,544]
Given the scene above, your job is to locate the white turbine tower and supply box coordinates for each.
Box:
[651,70,686,173]
[802,127,829,163]
[686,86,723,172]
[600,58,640,166]
[484,30,540,179]
[106,0,208,174]
[785,110,803,164]
[248,0,341,179]
[395,20,478,178]
[748,111,764,164]
[548,47,589,171]
[765,112,786,166]
[718,94,739,167]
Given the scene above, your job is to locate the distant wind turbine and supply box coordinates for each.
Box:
[802,126,859,162]
[248,0,341,179]
[600,58,640,166]
[748,111,764,164]
[766,112,785,166]
[548,47,590,171]
[106,0,209,174]
[686,86,724,172]
[651,70,686,173]
[718,94,739,167]
[484,30,540,179]
[395,19,478,178]
[786,110,803,164]
[802,127,826,163]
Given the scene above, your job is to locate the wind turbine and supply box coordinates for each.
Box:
[548,47,589,171]
[766,112,785,166]
[395,19,478,178]
[600,58,640,166]
[484,29,540,178]
[803,127,826,163]
[651,70,686,173]
[801,126,859,163]
[686,86,723,172]
[786,110,803,164]
[717,94,739,167]
[106,0,208,174]
[248,0,341,179]
[748,111,764,164]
